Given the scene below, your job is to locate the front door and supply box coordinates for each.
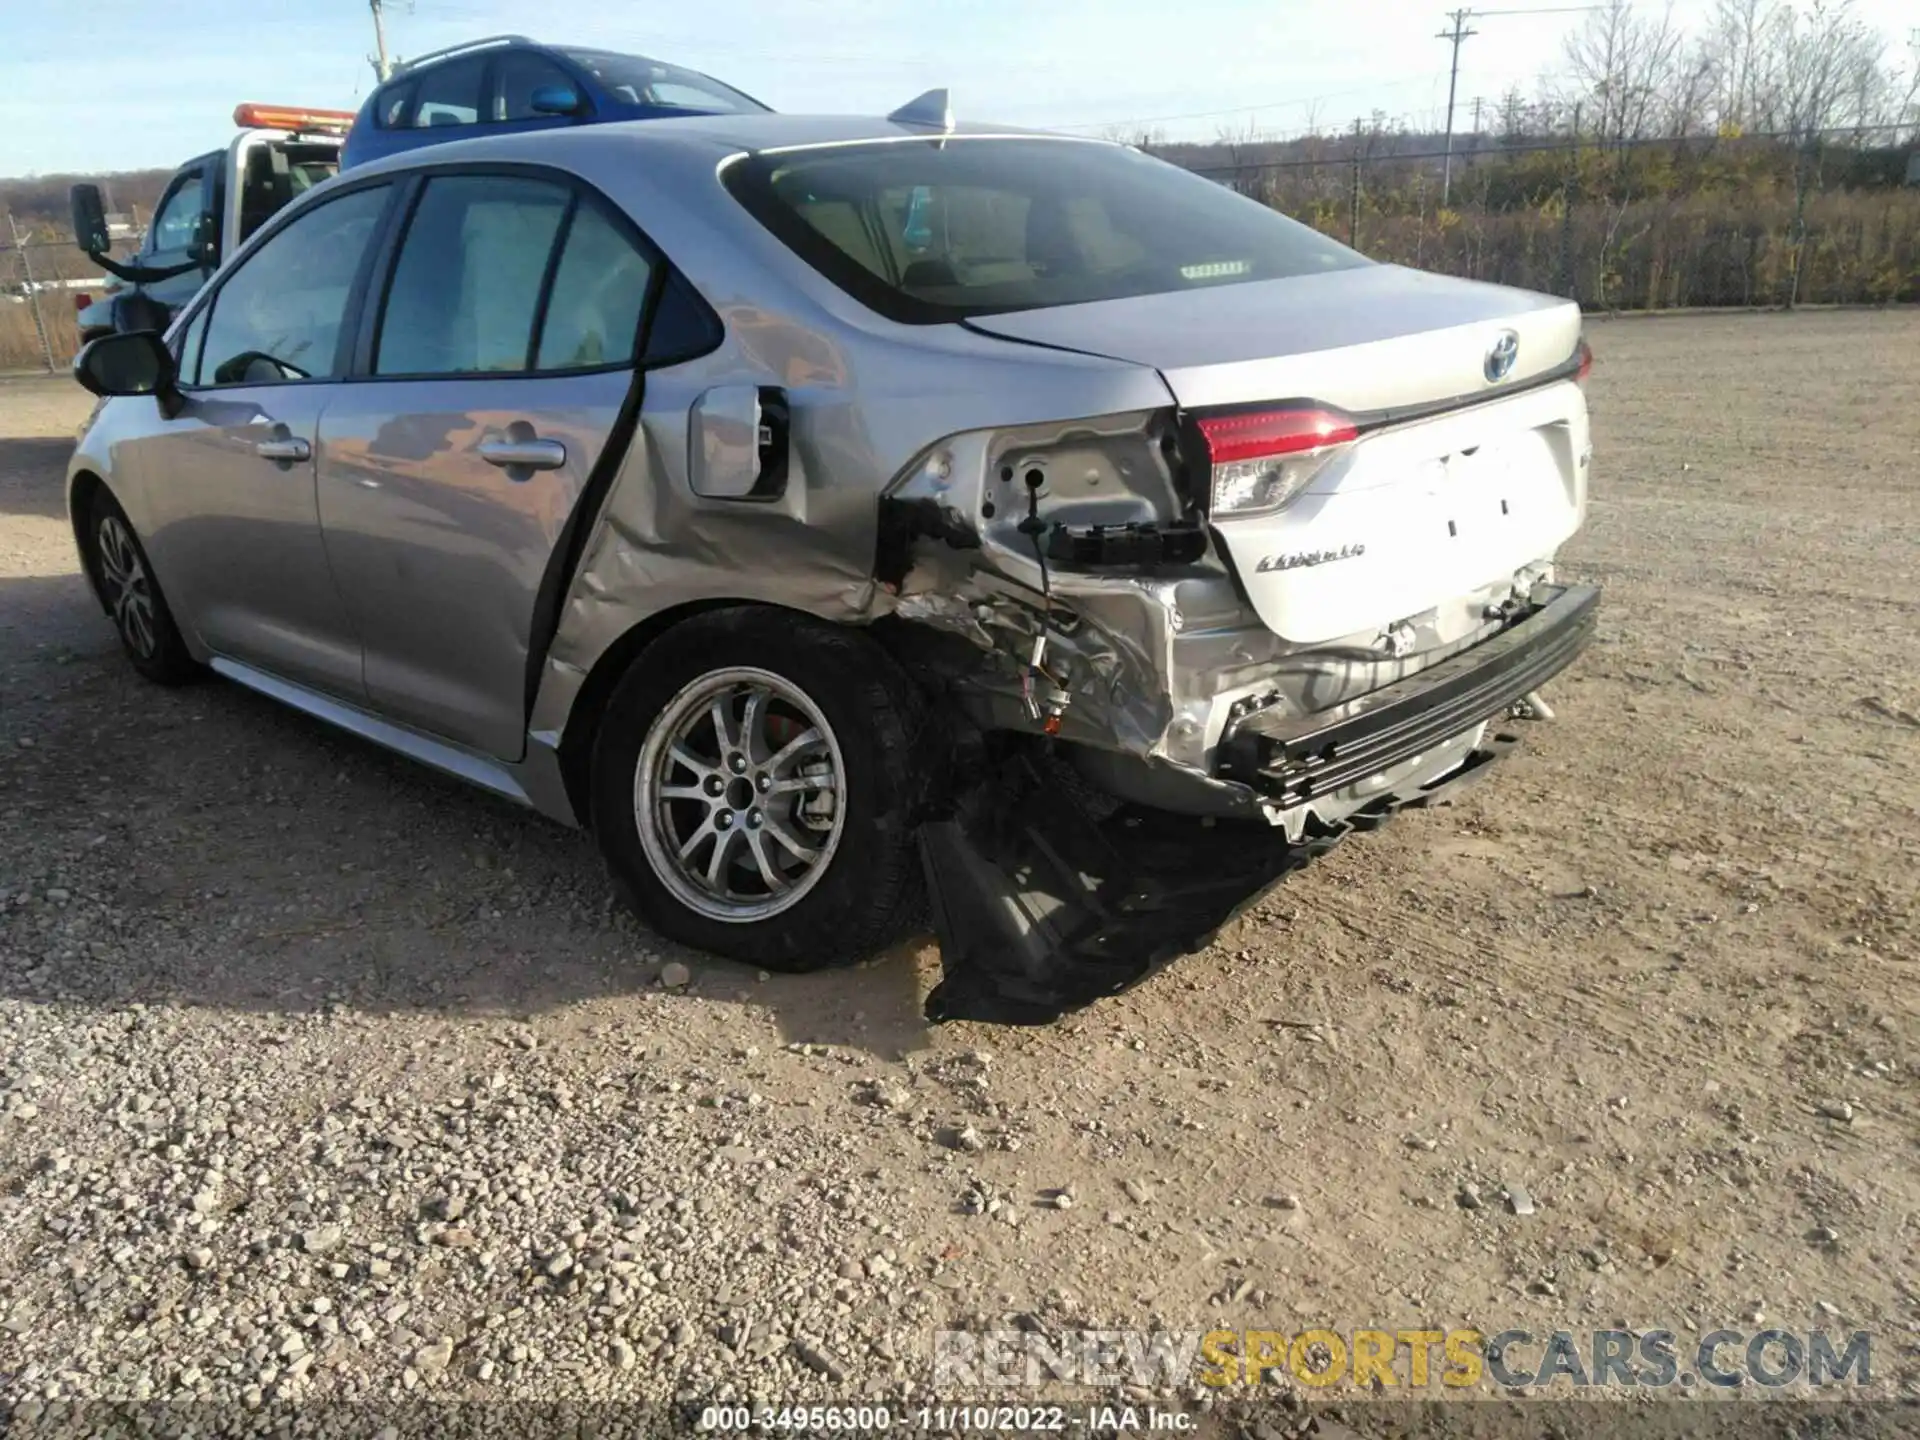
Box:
[129,182,395,699]
[317,174,654,758]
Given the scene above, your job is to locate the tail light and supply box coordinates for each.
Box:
[1195,406,1358,519]
[1574,339,1594,385]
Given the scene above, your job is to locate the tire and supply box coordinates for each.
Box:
[589,608,930,972]
[87,489,201,685]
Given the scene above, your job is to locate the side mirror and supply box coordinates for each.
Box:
[73,330,176,400]
[70,183,110,256]
[529,84,585,117]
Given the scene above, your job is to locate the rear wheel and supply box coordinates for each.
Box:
[589,609,929,971]
[88,490,200,685]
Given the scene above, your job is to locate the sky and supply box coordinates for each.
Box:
[1,0,1913,177]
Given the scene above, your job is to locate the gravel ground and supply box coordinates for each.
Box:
[1,312,1916,1421]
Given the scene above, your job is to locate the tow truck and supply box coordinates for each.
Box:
[70,103,353,344]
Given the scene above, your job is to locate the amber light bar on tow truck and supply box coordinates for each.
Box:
[232,103,356,135]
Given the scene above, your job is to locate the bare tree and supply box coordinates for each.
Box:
[1098,124,1168,151]
[1496,86,1529,143]
[1560,0,1692,144]
[1702,0,1781,131]
[1214,118,1275,198]
[1697,0,1894,135]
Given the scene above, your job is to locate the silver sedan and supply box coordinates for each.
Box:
[67,98,1598,1023]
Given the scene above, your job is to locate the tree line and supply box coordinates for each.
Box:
[1146,0,1920,309]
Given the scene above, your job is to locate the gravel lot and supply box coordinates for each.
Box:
[1,312,1916,1419]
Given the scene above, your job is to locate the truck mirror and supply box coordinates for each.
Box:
[70,184,110,256]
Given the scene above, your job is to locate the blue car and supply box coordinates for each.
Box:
[342,35,768,169]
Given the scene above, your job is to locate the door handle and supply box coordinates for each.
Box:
[254,437,311,462]
[478,438,567,471]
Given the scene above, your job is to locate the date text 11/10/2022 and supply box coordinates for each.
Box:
[696,1403,1196,1432]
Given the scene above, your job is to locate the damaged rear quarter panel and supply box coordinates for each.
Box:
[526,285,1176,750]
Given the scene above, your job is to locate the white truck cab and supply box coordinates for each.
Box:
[72,104,352,343]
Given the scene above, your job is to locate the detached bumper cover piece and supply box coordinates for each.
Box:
[918,734,1519,1025]
[1219,583,1600,805]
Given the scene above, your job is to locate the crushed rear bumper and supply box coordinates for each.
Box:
[916,583,1599,1025]
[1219,583,1600,805]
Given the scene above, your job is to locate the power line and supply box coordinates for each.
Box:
[1051,76,1445,135]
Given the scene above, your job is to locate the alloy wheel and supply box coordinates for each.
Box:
[632,667,847,923]
[96,515,157,659]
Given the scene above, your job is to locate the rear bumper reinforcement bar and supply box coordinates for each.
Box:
[1219,583,1601,806]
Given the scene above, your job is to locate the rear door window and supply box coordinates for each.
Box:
[375,176,568,375]
[195,185,391,385]
[411,55,485,128]
[373,174,668,376]
[536,202,654,368]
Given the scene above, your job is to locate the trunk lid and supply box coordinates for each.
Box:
[962,263,1579,410]
[966,265,1590,646]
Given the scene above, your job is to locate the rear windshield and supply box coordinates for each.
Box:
[559,50,766,115]
[723,137,1367,324]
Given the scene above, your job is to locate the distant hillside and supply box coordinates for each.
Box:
[0,169,173,240]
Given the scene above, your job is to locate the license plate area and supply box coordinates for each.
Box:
[1214,388,1585,646]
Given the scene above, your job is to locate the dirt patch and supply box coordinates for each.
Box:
[0,315,1915,1412]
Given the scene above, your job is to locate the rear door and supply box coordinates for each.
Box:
[314,170,658,759]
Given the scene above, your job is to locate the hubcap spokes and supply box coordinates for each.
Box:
[635,669,846,922]
[98,517,156,658]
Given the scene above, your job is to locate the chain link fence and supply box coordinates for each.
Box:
[1,222,113,374]
[5,131,1915,374]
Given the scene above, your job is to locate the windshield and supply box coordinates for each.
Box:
[723,138,1367,324]
[559,50,766,115]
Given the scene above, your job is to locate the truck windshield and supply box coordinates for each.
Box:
[722,137,1367,325]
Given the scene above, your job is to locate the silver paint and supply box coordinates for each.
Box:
[67,113,1590,839]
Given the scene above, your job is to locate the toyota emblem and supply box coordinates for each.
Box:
[1485,329,1520,383]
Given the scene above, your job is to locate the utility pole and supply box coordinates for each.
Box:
[1349,117,1364,248]
[369,0,393,82]
[1436,7,1478,206]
